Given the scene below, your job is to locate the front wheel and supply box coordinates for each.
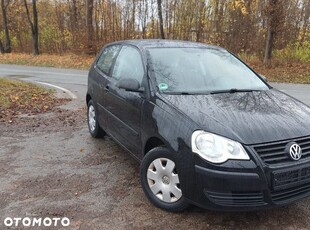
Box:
[140,147,189,212]
[87,100,105,138]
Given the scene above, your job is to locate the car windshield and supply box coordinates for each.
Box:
[147,47,269,94]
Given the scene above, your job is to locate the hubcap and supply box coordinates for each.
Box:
[147,158,182,203]
[88,105,96,132]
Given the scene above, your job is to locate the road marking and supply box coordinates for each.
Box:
[34,81,77,99]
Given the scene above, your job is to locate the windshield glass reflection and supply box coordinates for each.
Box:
[147,48,269,94]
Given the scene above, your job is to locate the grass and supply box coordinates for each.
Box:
[247,59,310,84]
[0,78,69,122]
[0,53,309,84]
[0,53,94,70]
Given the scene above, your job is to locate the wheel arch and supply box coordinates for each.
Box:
[86,93,92,105]
[144,136,166,156]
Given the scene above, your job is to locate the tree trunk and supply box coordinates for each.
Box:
[300,0,310,45]
[264,28,274,66]
[132,0,135,37]
[1,0,11,53]
[86,0,94,54]
[0,40,4,53]
[196,0,205,42]
[71,0,78,29]
[157,0,165,39]
[24,0,39,55]
[263,0,276,66]
[70,0,79,47]
[32,0,39,55]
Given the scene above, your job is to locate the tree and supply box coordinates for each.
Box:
[86,0,94,54]
[2,0,307,57]
[300,0,310,44]
[24,0,39,55]
[0,0,11,53]
[157,0,165,39]
[264,0,284,66]
[0,40,4,53]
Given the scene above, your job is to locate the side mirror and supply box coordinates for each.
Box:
[116,78,144,93]
[259,74,268,82]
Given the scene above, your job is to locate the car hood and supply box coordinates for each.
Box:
[161,89,310,145]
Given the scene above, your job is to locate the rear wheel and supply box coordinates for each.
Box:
[140,147,189,212]
[87,100,105,138]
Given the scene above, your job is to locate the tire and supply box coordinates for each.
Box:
[87,100,105,138]
[140,147,189,212]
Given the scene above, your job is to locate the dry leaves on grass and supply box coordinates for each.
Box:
[248,60,310,84]
[0,53,94,70]
[0,78,70,122]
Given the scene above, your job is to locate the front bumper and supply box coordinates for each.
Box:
[195,165,267,209]
[181,147,310,211]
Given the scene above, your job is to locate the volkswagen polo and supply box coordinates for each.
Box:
[86,40,310,211]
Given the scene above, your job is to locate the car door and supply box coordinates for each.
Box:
[104,45,146,157]
[93,45,121,130]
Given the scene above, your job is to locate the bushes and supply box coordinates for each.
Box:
[275,42,310,63]
[240,41,310,64]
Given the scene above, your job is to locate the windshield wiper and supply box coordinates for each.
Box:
[163,92,192,95]
[164,91,212,95]
[210,88,259,95]
[163,89,260,95]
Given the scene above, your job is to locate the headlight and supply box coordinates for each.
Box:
[191,131,250,163]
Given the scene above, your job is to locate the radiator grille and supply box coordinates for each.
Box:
[253,136,310,165]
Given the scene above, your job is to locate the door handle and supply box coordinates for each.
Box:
[104,85,110,92]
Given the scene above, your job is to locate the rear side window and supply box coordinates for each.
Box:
[111,46,144,84]
[96,45,120,75]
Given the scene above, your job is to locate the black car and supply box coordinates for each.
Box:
[86,39,310,212]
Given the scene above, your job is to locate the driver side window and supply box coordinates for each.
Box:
[112,46,144,84]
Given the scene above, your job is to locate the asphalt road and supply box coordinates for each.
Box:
[0,64,88,107]
[1,64,310,230]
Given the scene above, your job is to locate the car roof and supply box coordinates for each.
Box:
[109,39,225,51]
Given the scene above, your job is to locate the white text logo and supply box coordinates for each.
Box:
[4,217,70,227]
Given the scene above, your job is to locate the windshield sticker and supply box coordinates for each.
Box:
[158,83,169,91]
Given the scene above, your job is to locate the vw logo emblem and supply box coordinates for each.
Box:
[289,143,302,161]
